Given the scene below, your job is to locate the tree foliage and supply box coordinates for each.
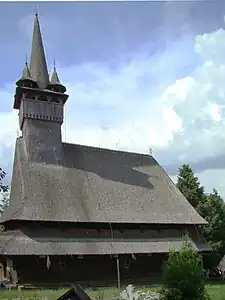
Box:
[0,193,9,215]
[176,164,206,208]
[176,164,225,270]
[0,167,8,193]
[161,241,209,300]
[198,189,225,254]
[198,189,225,269]
[0,167,9,215]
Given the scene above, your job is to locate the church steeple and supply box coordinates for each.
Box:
[14,13,69,135]
[13,13,69,164]
[29,13,49,88]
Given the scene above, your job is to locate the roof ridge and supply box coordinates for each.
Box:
[62,142,152,158]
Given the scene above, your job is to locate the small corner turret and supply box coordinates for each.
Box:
[46,61,66,93]
[16,62,37,89]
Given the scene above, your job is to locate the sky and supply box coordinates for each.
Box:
[1,1,225,197]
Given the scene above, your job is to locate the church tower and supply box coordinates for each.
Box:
[14,14,68,164]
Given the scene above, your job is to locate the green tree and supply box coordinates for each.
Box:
[161,241,209,300]
[198,189,225,268]
[0,167,8,193]
[176,164,206,208]
[176,163,225,270]
[0,192,9,214]
[0,167,9,215]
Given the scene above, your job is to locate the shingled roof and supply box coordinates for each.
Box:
[218,255,225,271]
[0,226,211,255]
[0,137,207,225]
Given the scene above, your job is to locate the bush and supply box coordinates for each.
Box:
[160,287,183,300]
[161,240,210,300]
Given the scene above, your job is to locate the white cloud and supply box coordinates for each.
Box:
[160,31,225,166]
[1,23,225,196]
[0,87,17,159]
[0,111,17,149]
[60,25,225,166]
[171,169,225,197]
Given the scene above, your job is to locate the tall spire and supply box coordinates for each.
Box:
[29,13,49,88]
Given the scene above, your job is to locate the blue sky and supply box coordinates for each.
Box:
[1,1,225,196]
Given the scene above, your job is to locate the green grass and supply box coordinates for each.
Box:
[0,283,225,300]
[0,289,64,300]
[0,287,120,300]
[206,282,225,300]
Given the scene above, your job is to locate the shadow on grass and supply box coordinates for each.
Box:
[206,279,225,286]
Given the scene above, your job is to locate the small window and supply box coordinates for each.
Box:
[51,98,59,104]
[25,93,35,100]
[38,95,47,101]
[124,259,131,270]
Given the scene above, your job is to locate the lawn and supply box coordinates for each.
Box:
[206,282,225,300]
[0,287,119,300]
[0,283,225,300]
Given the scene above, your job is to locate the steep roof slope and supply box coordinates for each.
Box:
[0,138,207,225]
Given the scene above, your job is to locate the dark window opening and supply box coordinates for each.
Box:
[25,93,35,100]
[124,259,131,270]
[51,98,60,103]
[38,95,47,102]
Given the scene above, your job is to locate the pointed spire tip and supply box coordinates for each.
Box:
[35,3,39,17]
[29,9,49,88]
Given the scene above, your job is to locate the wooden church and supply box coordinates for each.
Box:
[0,14,210,287]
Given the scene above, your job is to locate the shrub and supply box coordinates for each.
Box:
[161,240,210,300]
